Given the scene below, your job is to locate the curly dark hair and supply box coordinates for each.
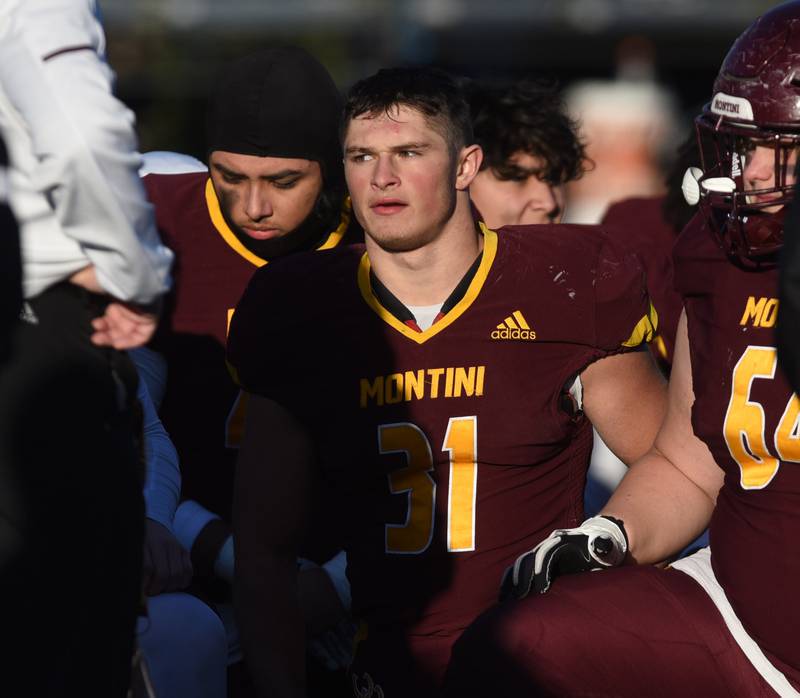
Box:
[467,80,587,185]
[342,66,473,155]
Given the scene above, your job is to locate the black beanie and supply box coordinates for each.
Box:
[206,46,343,186]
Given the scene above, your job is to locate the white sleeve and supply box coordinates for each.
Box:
[0,0,173,303]
[139,151,207,177]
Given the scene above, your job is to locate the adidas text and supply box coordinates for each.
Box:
[491,327,536,340]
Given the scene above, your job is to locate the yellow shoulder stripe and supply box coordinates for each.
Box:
[316,196,352,250]
[622,302,659,348]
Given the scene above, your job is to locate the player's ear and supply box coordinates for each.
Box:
[455,144,483,191]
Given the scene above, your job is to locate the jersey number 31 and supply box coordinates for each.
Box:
[379,416,477,555]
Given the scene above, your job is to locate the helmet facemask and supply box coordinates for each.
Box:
[690,112,799,265]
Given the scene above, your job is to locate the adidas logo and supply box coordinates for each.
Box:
[731,151,742,178]
[491,310,536,340]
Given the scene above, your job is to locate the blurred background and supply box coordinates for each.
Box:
[102,0,778,220]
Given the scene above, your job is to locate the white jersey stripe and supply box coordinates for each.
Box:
[672,547,799,697]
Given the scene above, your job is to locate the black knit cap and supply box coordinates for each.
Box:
[206,46,343,185]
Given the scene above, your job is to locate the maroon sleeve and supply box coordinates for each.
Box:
[601,197,683,368]
[672,212,719,301]
[593,231,656,352]
[142,173,180,252]
[226,262,311,418]
[227,265,285,393]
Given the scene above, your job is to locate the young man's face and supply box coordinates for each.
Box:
[208,151,323,241]
[343,105,463,252]
[469,151,565,228]
[741,139,798,213]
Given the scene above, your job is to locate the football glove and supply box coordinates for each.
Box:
[499,516,628,601]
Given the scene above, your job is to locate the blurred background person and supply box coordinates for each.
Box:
[0,1,172,696]
[563,37,681,225]
[466,79,587,228]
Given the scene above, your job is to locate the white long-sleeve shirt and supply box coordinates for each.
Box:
[0,0,173,304]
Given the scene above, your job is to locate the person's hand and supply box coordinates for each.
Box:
[499,516,628,601]
[308,618,357,671]
[300,560,355,671]
[91,301,158,349]
[298,563,348,637]
[142,518,193,596]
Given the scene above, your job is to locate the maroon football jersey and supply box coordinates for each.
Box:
[602,196,682,372]
[229,224,655,688]
[143,170,356,520]
[674,213,800,685]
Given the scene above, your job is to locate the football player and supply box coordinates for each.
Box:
[467,80,586,228]
[142,46,359,691]
[144,45,358,533]
[446,4,800,696]
[143,46,357,575]
[228,66,667,697]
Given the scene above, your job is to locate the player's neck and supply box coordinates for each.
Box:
[366,199,482,307]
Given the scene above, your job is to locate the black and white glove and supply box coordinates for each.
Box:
[499,516,628,601]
